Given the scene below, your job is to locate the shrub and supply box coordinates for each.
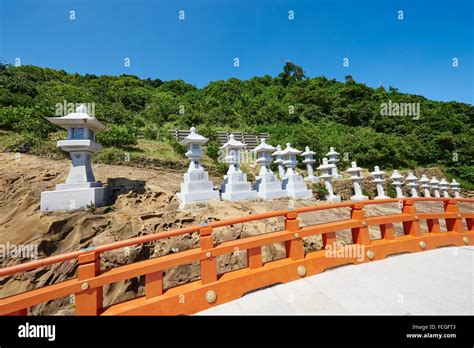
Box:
[96,124,137,147]
[143,123,158,140]
[313,182,329,200]
[205,140,221,162]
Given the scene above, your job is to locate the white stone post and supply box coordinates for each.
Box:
[279,143,312,199]
[418,175,431,197]
[390,170,405,198]
[439,178,450,198]
[177,127,220,206]
[326,147,341,179]
[40,104,107,212]
[346,161,368,201]
[450,179,461,198]
[430,177,441,198]
[252,139,286,200]
[317,157,341,202]
[272,144,286,180]
[301,146,319,183]
[220,134,257,201]
[371,166,388,199]
[405,171,419,197]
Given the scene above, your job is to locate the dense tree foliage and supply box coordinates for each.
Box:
[0,62,472,184]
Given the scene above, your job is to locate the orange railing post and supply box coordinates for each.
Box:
[380,223,395,240]
[444,200,463,233]
[247,246,263,269]
[145,271,163,299]
[351,204,371,245]
[427,218,441,233]
[199,226,217,284]
[285,212,304,260]
[75,252,103,316]
[402,200,421,237]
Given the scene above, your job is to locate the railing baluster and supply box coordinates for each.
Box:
[322,232,337,249]
[285,212,304,260]
[247,247,263,269]
[444,200,463,233]
[199,226,217,284]
[75,252,103,316]
[380,223,395,240]
[145,271,163,299]
[466,217,473,231]
[351,204,371,245]
[402,200,421,237]
[427,219,441,233]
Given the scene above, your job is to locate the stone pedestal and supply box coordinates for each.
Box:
[317,157,341,202]
[450,179,461,198]
[390,170,405,198]
[430,177,441,197]
[439,178,449,198]
[419,175,431,197]
[253,139,286,200]
[406,171,419,198]
[371,166,388,199]
[301,146,319,183]
[280,143,312,199]
[220,134,257,201]
[346,161,368,201]
[40,104,108,212]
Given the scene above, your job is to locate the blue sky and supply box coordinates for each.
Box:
[1,0,472,104]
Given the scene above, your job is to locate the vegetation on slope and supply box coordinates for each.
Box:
[0,62,472,187]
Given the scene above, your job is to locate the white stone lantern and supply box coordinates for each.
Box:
[439,178,449,198]
[40,104,107,212]
[326,147,341,179]
[280,143,312,199]
[220,134,257,201]
[418,175,431,197]
[346,161,368,201]
[430,177,441,197]
[405,171,419,197]
[371,166,388,199]
[272,144,286,179]
[317,157,341,202]
[390,170,405,198]
[252,139,286,200]
[450,179,461,198]
[301,146,319,183]
[177,127,220,205]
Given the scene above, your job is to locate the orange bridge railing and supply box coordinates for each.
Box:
[0,197,473,315]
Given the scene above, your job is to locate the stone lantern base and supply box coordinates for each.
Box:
[254,173,287,200]
[177,170,220,205]
[285,174,312,199]
[221,172,258,201]
[40,184,106,212]
[350,194,369,202]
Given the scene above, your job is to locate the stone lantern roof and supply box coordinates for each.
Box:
[317,157,335,171]
[439,178,449,187]
[450,179,460,188]
[45,104,108,132]
[418,175,430,184]
[326,147,339,157]
[430,177,440,185]
[406,172,419,181]
[371,166,385,176]
[272,144,283,156]
[220,134,247,150]
[253,138,275,153]
[179,127,209,145]
[280,143,301,156]
[301,146,315,157]
[346,161,362,174]
[390,170,404,181]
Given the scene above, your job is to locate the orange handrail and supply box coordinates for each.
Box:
[0,197,473,316]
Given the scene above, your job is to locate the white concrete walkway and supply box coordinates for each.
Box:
[198,246,474,315]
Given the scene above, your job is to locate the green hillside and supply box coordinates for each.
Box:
[0,62,472,187]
